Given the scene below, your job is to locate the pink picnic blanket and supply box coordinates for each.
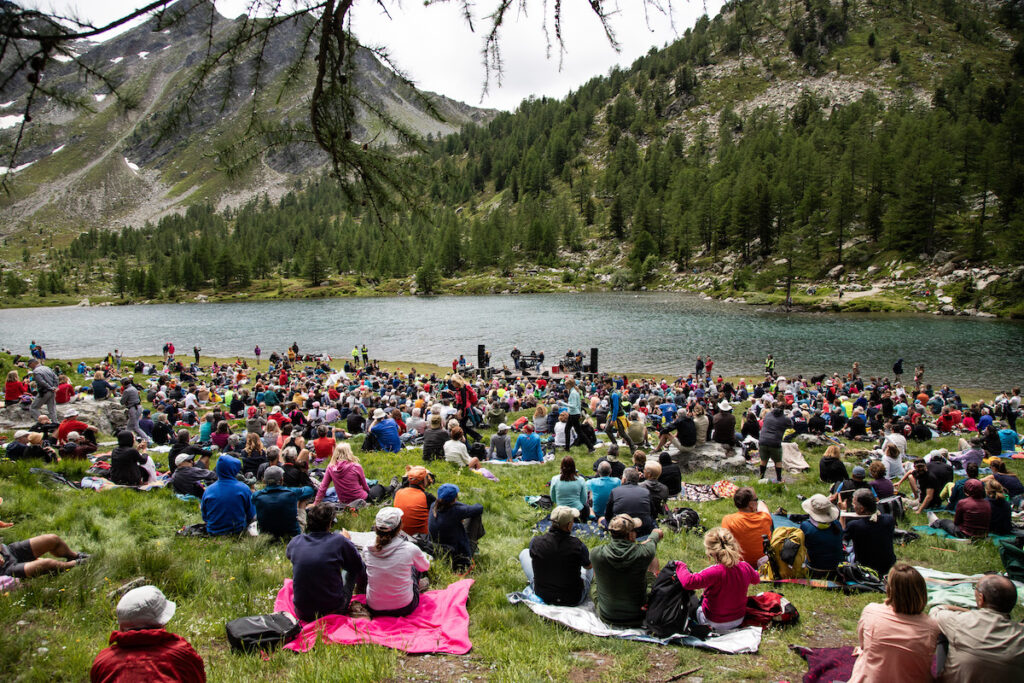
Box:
[273,578,474,654]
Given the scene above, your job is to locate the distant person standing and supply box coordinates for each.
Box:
[695,355,705,380]
[764,354,775,377]
[162,343,169,363]
[361,344,368,364]
[892,358,904,383]
[114,349,122,372]
[705,356,714,378]
[193,346,201,365]
[351,345,360,366]
[27,359,58,422]
[254,345,261,366]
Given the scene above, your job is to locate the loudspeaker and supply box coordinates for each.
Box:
[477,344,486,368]
[590,348,599,374]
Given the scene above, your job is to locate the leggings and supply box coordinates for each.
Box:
[605,416,634,452]
[565,413,582,451]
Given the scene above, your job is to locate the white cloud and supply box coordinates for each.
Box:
[24,1,723,110]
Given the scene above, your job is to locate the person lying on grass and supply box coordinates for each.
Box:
[90,585,205,683]
[1,533,88,579]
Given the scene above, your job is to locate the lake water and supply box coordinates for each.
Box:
[1,293,1022,388]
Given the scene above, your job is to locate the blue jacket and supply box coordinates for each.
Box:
[370,419,402,453]
[201,455,255,535]
[512,433,543,462]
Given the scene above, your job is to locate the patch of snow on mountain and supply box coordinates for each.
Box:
[95,94,107,102]
[51,145,66,155]
[0,115,23,129]
[138,51,150,59]
[110,56,123,64]
[124,157,140,172]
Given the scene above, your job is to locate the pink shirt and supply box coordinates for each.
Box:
[675,561,760,624]
[849,602,939,683]
[315,460,369,503]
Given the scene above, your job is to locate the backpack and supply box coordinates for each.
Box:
[225,612,301,652]
[836,562,886,593]
[468,442,486,458]
[661,507,706,536]
[743,591,799,627]
[643,561,703,638]
[876,495,905,522]
[759,527,807,580]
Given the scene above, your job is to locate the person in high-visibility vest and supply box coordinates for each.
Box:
[765,354,775,377]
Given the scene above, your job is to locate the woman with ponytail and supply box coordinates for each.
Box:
[841,488,896,577]
[364,507,431,618]
[675,527,760,632]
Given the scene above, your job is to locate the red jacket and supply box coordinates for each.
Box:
[90,629,205,683]
[4,380,29,402]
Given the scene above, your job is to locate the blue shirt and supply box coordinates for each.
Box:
[609,391,623,421]
[511,433,543,462]
[253,486,302,538]
[586,476,620,518]
[799,520,845,573]
[549,475,587,511]
[369,419,402,453]
[660,403,677,422]
[567,389,581,416]
[998,428,1020,454]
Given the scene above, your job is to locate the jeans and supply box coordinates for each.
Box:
[931,518,966,538]
[518,548,592,606]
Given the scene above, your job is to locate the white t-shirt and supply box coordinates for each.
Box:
[365,537,430,612]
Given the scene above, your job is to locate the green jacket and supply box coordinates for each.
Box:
[590,536,659,626]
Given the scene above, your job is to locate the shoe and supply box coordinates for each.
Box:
[758,478,769,484]
[418,577,430,592]
[74,553,90,565]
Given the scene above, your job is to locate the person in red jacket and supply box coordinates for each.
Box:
[91,585,204,683]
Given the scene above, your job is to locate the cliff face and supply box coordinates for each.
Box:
[0,0,495,236]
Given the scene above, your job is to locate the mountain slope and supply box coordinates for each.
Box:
[0,0,494,238]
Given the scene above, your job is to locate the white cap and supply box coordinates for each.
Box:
[175,453,194,467]
[116,585,176,630]
[374,506,403,531]
[14,430,29,439]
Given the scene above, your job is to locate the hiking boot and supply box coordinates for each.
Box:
[418,576,431,592]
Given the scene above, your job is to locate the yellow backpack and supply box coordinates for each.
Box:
[759,526,807,580]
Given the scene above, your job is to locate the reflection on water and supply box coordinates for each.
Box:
[0,293,1021,387]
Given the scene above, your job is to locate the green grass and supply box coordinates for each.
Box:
[0,354,1020,680]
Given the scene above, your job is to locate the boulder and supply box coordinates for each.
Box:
[932,250,955,263]
[976,274,1000,290]
[866,265,880,275]
[936,262,955,276]
[827,265,844,278]
[672,442,751,473]
[0,400,127,434]
[940,304,956,315]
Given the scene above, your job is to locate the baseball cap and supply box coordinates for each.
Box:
[406,466,431,487]
[116,586,176,630]
[14,430,29,439]
[608,514,642,534]
[549,506,580,527]
[497,423,509,432]
[437,483,459,502]
[852,466,866,478]
[374,507,404,531]
[175,453,194,467]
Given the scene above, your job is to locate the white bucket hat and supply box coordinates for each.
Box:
[116,586,176,630]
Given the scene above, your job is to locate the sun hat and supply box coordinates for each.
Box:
[374,507,404,531]
[372,408,386,420]
[549,506,580,527]
[608,514,643,534]
[116,585,176,630]
[718,400,732,412]
[437,483,459,502]
[174,453,194,467]
[801,494,839,524]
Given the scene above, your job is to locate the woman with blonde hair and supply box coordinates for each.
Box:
[314,442,369,505]
[262,419,281,450]
[5,370,29,406]
[691,403,709,448]
[675,527,760,632]
[533,404,548,433]
[848,563,938,682]
[818,444,848,484]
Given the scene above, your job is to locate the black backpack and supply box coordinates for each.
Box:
[226,612,301,653]
[643,561,702,638]
[836,562,886,593]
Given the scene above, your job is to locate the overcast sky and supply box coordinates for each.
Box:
[28,0,724,110]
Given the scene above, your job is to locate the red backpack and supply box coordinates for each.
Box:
[743,591,799,628]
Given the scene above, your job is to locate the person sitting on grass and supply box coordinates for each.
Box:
[367,408,401,453]
[868,461,895,499]
[168,430,212,474]
[929,575,1024,680]
[587,461,620,520]
[394,466,435,536]
[927,479,990,539]
[510,424,543,462]
[601,469,655,536]
[982,459,1024,506]
[365,507,431,618]
[314,443,369,507]
[4,430,30,460]
[657,451,682,497]
[239,433,266,479]
[675,527,760,632]
[592,444,625,479]
[818,445,848,485]
[640,461,670,517]
[486,423,513,461]
[90,585,205,683]
[59,431,97,460]
[720,487,773,568]
[590,514,664,627]
[286,502,365,623]
[170,454,217,498]
[848,563,938,683]
[840,489,896,578]
[109,431,148,486]
[986,480,1014,536]
[799,494,844,578]
[428,484,484,572]
[519,505,593,606]
[550,456,589,520]
[896,458,941,514]
[200,455,255,536]
[253,466,311,540]
[443,425,472,467]
[1,533,88,580]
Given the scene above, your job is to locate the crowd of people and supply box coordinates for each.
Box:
[2,343,1023,680]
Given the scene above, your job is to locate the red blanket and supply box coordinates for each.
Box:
[273,578,474,655]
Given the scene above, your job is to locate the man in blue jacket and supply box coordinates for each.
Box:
[511,424,543,462]
[201,455,255,536]
[368,408,402,453]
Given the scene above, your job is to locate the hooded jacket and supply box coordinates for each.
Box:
[590,535,660,626]
[90,628,205,683]
[200,455,255,536]
[364,535,431,612]
[315,460,369,504]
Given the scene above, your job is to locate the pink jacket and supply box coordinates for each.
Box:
[676,561,760,624]
[315,460,369,503]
